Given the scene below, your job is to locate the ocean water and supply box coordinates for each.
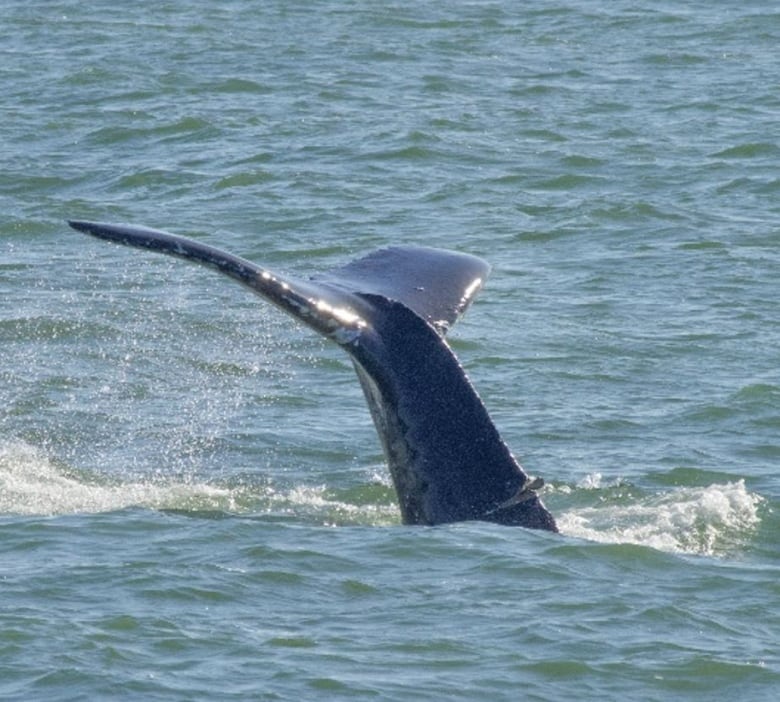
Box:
[1,1,778,699]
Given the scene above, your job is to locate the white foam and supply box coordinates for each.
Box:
[0,440,235,516]
[0,441,398,524]
[3,442,760,550]
[275,484,399,526]
[556,478,764,556]
[553,472,626,494]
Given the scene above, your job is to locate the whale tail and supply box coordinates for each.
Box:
[66,220,488,342]
[68,220,557,532]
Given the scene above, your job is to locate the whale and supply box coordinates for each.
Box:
[68,220,557,532]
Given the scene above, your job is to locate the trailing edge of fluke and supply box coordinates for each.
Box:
[68,219,557,532]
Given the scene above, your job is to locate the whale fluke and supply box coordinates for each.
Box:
[68,220,557,532]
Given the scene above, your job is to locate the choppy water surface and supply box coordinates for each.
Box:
[2,1,778,699]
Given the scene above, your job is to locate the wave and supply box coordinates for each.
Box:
[0,440,235,516]
[0,440,398,526]
[1,442,764,556]
[554,473,764,557]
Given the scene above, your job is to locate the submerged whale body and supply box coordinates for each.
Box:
[68,220,557,532]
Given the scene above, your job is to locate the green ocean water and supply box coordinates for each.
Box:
[1,1,778,700]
